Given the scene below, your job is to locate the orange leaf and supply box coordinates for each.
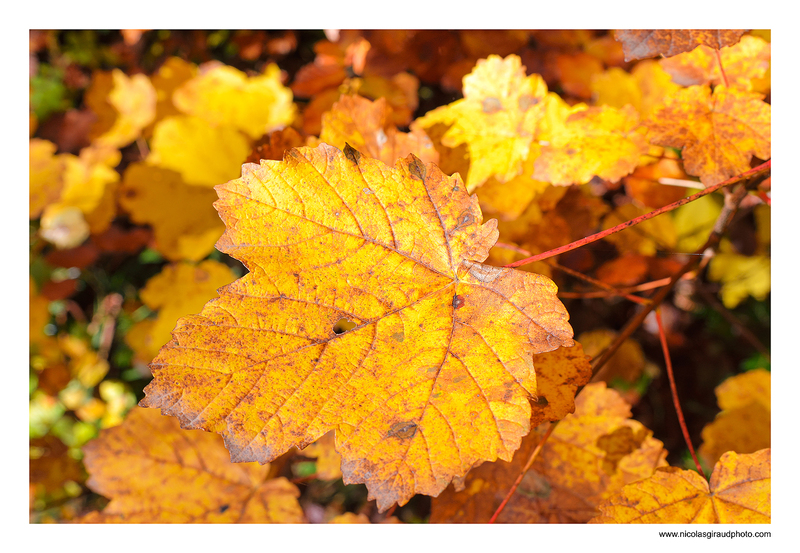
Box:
[140,143,574,510]
[591,449,770,523]
[82,407,306,522]
[646,85,770,186]
[317,95,438,165]
[614,30,746,62]
[430,382,666,523]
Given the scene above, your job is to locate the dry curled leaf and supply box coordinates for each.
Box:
[591,449,770,523]
[82,407,305,523]
[141,143,574,511]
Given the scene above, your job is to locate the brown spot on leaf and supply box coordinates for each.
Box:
[343,143,361,164]
[482,97,503,114]
[391,331,405,342]
[518,94,539,111]
[388,421,417,440]
[452,294,465,309]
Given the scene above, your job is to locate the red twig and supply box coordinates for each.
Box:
[503,161,771,269]
[488,422,556,523]
[655,309,706,478]
[715,49,730,88]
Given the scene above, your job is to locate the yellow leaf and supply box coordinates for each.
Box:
[431,382,667,523]
[699,370,770,466]
[415,54,548,191]
[141,143,574,510]
[591,449,770,523]
[533,105,649,186]
[85,69,156,148]
[126,261,237,363]
[173,63,295,139]
[119,163,224,261]
[148,115,251,187]
[708,240,771,308]
[44,145,121,236]
[29,139,65,219]
[602,203,677,255]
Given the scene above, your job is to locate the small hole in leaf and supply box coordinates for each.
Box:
[333,318,357,334]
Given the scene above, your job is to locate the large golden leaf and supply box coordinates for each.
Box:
[141,143,574,510]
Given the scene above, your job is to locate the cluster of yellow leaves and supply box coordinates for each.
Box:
[125,261,238,363]
[31,57,295,262]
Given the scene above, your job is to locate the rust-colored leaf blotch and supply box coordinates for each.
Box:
[140,143,574,511]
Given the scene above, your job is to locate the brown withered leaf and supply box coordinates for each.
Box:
[614,30,747,62]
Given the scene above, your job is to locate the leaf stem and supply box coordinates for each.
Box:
[488,422,556,523]
[503,161,771,269]
[655,308,706,478]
